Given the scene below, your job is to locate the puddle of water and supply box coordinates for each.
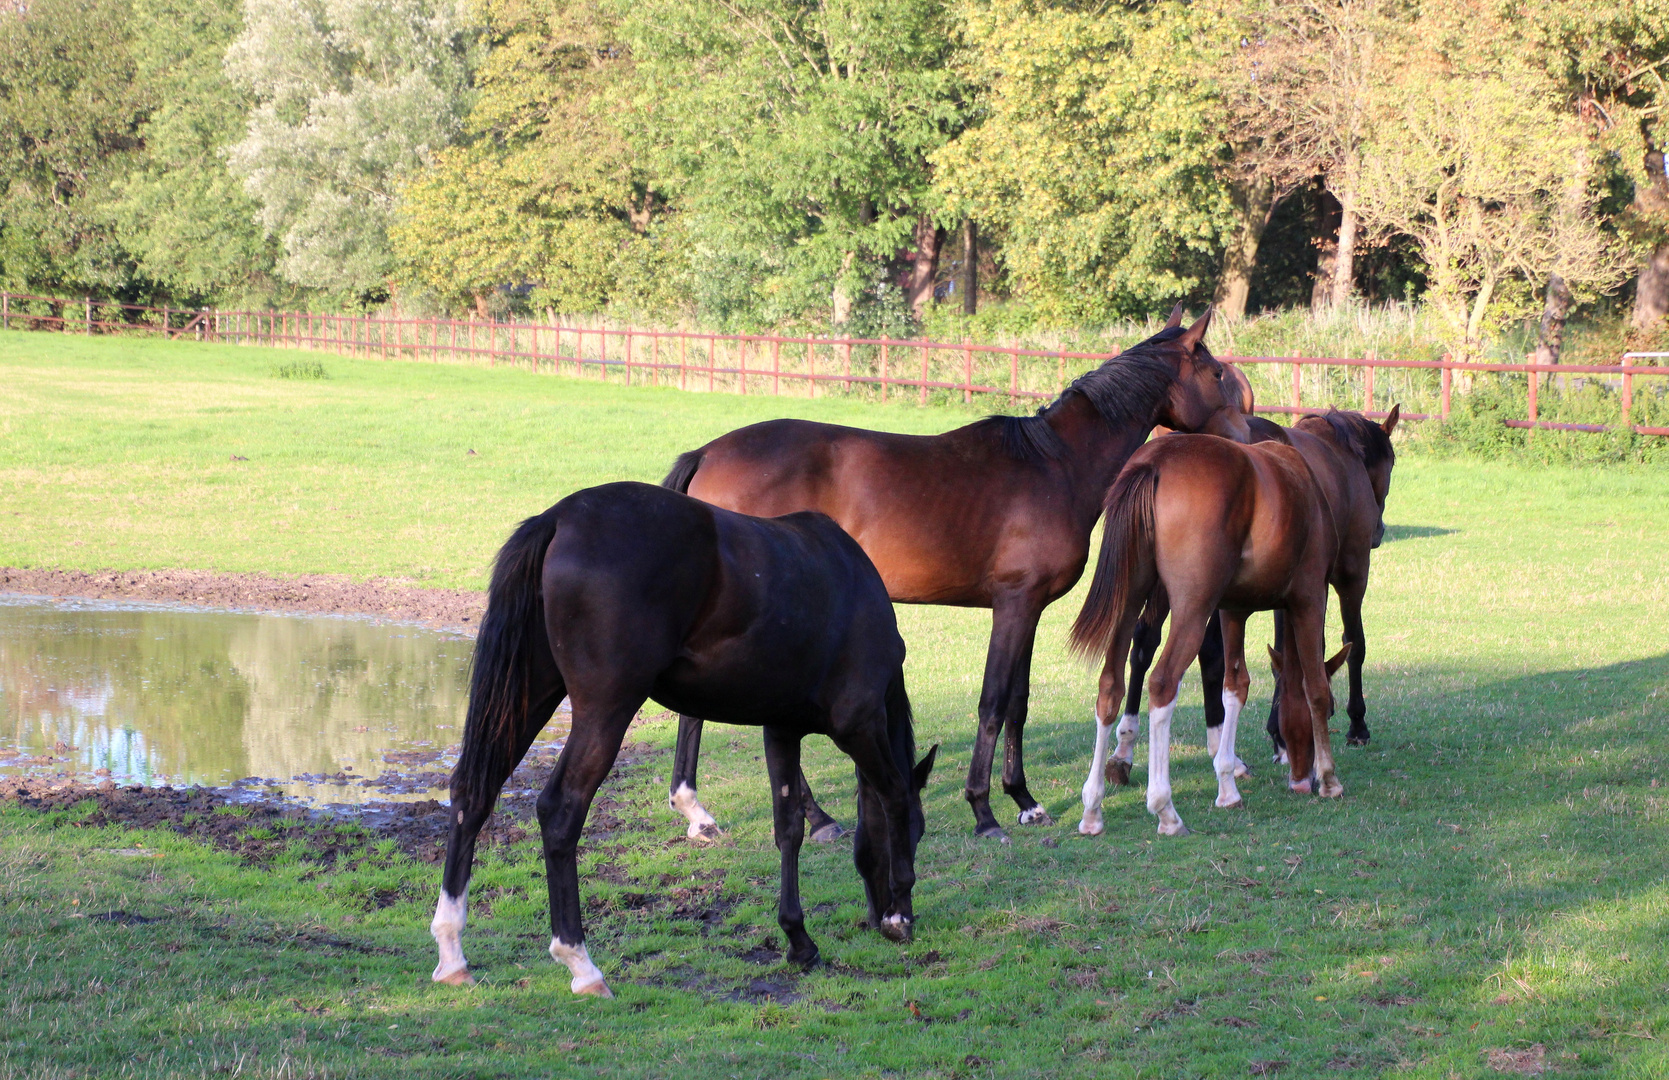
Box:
[0,594,568,804]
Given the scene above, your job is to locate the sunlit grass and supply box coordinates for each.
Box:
[1,330,1667,1078]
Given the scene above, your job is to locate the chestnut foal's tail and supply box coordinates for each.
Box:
[453,508,560,808]
[1071,462,1160,658]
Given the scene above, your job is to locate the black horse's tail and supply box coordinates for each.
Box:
[1070,461,1159,658]
[661,449,705,493]
[454,507,559,807]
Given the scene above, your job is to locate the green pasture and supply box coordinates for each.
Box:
[2,330,1668,1079]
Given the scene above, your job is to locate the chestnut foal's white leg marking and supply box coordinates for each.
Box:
[1213,689,1245,809]
[430,889,472,985]
[550,937,612,997]
[1112,713,1139,771]
[669,781,717,839]
[1146,699,1187,836]
[1206,722,1251,779]
[1079,712,1114,836]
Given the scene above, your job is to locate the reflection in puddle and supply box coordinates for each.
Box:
[0,595,567,803]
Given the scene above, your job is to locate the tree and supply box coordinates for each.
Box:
[108,0,276,304]
[621,0,966,328]
[1354,23,1627,359]
[0,0,147,295]
[932,0,1229,324]
[225,0,477,300]
[391,0,670,317]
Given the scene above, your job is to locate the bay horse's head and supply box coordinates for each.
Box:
[1144,305,1232,434]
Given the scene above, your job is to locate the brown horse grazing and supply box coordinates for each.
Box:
[663,308,1235,840]
[1070,434,1351,837]
[431,483,936,996]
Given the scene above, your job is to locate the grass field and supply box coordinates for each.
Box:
[3,330,1668,1079]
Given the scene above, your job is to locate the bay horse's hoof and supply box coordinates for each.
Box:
[1106,760,1132,786]
[809,821,845,843]
[1016,806,1053,826]
[573,978,614,998]
[433,965,473,986]
[879,914,913,943]
[975,823,1011,844]
[1215,797,1243,810]
[1077,815,1104,837]
[1319,780,1344,798]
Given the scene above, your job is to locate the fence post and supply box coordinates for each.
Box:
[919,343,929,405]
[808,339,817,398]
[772,338,780,396]
[1441,356,1452,420]
[842,337,852,393]
[163,305,171,340]
[1009,345,1019,406]
[2,292,8,331]
[1291,355,1301,412]
[1527,358,1537,426]
[1364,355,1374,414]
[880,339,889,403]
[625,327,633,386]
[85,295,92,335]
[1622,355,1633,428]
[963,339,973,404]
[680,334,688,391]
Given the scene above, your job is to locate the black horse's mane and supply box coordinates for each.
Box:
[972,326,1190,463]
[1301,409,1393,470]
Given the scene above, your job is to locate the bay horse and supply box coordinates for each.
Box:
[1069,434,1351,837]
[430,482,937,996]
[1112,405,1398,781]
[662,308,1235,841]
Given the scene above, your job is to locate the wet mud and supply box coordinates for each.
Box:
[0,567,484,632]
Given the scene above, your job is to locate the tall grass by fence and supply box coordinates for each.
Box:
[4,290,1666,437]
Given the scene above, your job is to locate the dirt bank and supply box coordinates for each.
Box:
[0,567,484,631]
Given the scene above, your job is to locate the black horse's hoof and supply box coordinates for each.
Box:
[1346,734,1370,747]
[787,946,821,970]
[975,823,1011,844]
[809,820,846,843]
[1106,759,1131,787]
[878,914,913,943]
[1016,806,1054,826]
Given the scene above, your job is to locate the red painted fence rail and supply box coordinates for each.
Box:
[3,290,1665,437]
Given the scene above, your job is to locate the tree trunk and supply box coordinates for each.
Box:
[1630,147,1669,333]
[906,214,945,320]
[1632,242,1669,333]
[832,251,855,326]
[1213,175,1277,321]
[1532,273,1572,369]
[962,218,978,316]
[1310,181,1342,313]
[1329,187,1359,308]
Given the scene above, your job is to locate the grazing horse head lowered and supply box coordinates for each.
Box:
[658,305,1234,842]
[431,482,936,996]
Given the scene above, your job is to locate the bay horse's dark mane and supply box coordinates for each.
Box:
[1301,409,1393,470]
[972,326,1191,463]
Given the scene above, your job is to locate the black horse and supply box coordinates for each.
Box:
[430,482,936,997]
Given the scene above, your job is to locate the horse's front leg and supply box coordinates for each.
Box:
[968,591,1047,839]
[763,726,819,967]
[669,714,719,840]
[1337,578,1371,745]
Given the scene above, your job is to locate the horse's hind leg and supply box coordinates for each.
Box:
[1144,600,1215,838]
[967,591,1047,839]
[799,770,844,842]
[1289,599,1343,798]
[1082,616,1139,836]
[538,696,641,997]
[1213,612,1251,809]
[1198,611,1247,778]
[669,714,719,840]
[763,726,819,967]
[432,678,564,986]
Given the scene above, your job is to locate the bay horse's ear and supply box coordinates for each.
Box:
[1266,643,1283,677]
[1177,305,1213,351]
[913,744,939,791]
[1325,642,1352,678]
[1164,302,1185,329]
[1382,403,1401,436]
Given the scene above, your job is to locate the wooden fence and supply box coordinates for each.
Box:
[3,290,1665,436]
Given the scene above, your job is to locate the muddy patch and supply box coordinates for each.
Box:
[0,567,484,632]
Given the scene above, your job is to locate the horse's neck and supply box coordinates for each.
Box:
[1047,395,1156,524]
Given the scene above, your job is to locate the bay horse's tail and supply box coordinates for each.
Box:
[661,450,705,494]
[454,507,559,807]
[1071,461,1160,658]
